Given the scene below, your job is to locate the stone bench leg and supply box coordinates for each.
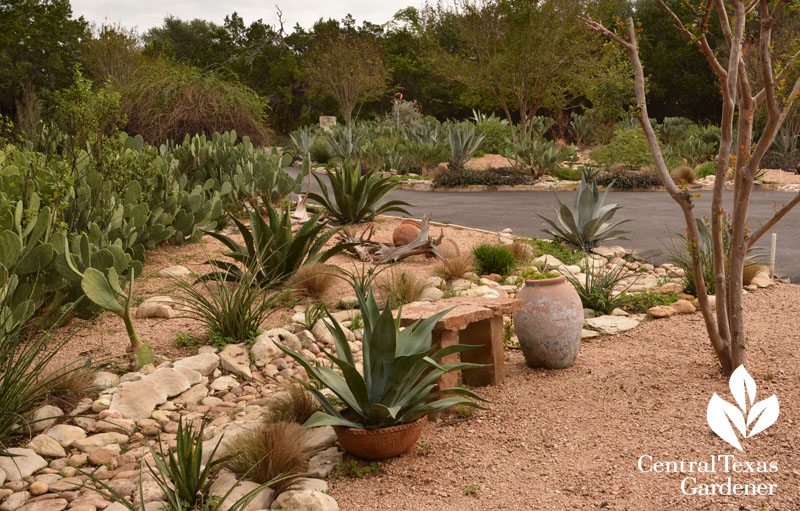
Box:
[458,315,505,386]
[433,328,460,392]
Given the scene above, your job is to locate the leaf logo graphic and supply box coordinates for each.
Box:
[706,365,780,451]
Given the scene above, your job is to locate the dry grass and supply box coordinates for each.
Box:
[671,165,697,184]
[44,364,97,412]
[380,270,427,307]
[223,421,315,491]
[262,385,321,424]
[286,263,336,299]
[437,254,475,281]
[508,241,534,263]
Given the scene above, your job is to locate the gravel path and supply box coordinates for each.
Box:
[329,284,800,510]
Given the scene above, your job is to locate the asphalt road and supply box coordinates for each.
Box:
[289,169,800,281]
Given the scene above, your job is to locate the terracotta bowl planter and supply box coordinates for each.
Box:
[333,417,426,459]
[513,275,583,369]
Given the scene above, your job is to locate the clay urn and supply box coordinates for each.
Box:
[512,275,583,369]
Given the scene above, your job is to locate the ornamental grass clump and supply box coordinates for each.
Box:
[276,284,487,430]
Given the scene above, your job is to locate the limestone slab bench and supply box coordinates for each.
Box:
[395,296,521,389]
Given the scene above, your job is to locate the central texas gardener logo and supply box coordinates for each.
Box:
[707,365,780,451]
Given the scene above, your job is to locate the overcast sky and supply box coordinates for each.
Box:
[70,0,422,34]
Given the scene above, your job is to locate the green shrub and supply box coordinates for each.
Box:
[120,58,269,145]
[656,117,697,147]
[309,137,334,164]
[595,169,663,189]
[433,168,533,187]
[696,161,717,178]
[203,203,347,286]
[308,162,410,224]
[472,244,516,276]
[617,291,680,313]
[471,110,508,154]
[551,166,582,181]
[525,238,584,265]
[592,127,654,169]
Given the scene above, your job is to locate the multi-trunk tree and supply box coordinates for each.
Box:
[304,33,389,127]
[583,0,800,376]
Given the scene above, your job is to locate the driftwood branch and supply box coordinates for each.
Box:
[337,225,379,261]
[373,214,444,264]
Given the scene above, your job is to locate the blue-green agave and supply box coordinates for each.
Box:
[538,177,630,250]
[277,287,487,429]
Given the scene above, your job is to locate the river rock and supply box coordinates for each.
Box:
[157,265,191,278]
[210,471,275,511]
[32,405,62,432]
[27,435,66,458]
[306,447,343,478]
[419,287,444,302]
[647,305,675,319]
[0,448,47,481]
[251,334,281,367]
[45,425,86,448]
[657,282,684,294]
[175,384,208,406]
[93,372,120,388]
[135,302,174,319]
[669,299,696,314]
[584,315,640,335]
[270,490,338,511]
[0,492,31,511]
[219,344,252,379]
[173,353,220,376]
[73,432,128,453]
[109,380,167,421]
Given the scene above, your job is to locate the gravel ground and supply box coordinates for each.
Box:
[330,283,800,511]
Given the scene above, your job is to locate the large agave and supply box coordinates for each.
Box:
[538,177,630,250]
[308,162,411,224]
[277,285,487,429]
[448,123,485,170]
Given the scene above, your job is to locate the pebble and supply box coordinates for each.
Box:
[28,482,48,496]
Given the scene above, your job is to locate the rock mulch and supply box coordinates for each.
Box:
[0,330,347,511]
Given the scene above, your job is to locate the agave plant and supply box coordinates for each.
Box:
[202,202,347,286]
[327,126,363,164]
[448,123,485,170]
[308,163,411,224]
[277,285,487,429]
[538,177,630,250]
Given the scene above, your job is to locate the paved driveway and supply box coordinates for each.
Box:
[289,169,800,281]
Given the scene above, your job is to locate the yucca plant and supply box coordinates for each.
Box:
[84,417,293,511]
[563,263,635,314]
[277,284,487,430]
[308,163,411,224]
[0,295,89,456]
[538,177,630,250]
[174,263,284,345]
[448,123,485,170]
[202,202,347,286]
